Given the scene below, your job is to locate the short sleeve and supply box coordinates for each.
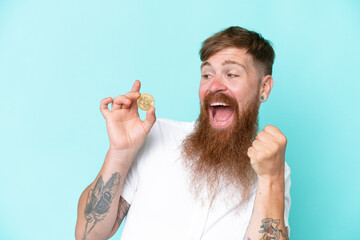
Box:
[120,157,139,204]
[120,139,149,204]
[284,162,291,237]
[120,120,160,204]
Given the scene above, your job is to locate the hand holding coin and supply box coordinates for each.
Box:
[99,80,156,152]
[137,93,155,111]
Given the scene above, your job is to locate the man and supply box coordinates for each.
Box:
[75,26,291,240]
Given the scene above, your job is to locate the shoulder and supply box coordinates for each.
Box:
[149,118,195,140]
[131,119,194,175]
[284,162,291,178]
[155,118,194,130]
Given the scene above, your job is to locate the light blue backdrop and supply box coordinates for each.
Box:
[1,0,359,239]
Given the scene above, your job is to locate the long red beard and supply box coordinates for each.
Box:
[182,92,259,206]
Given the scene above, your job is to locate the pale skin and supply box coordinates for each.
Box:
[245,125,288,240]
[200,47,288,239]
[75,47,288,239]
[75,80,156,240]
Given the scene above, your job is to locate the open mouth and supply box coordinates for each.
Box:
[209,102,235,128]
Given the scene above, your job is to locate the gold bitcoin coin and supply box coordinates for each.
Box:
[137,93,155,111]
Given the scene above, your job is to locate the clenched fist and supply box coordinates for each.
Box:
[247,125,287,180]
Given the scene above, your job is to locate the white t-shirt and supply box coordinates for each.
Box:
[120,118,291,240]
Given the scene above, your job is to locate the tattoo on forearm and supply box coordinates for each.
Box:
[116,196,130,225]
[82,172,121,240]
[258,218,288,240]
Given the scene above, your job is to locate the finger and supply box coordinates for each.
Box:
[263,125,287,145]
[252,139,267,151]
[143,107,156,133]
[112,95,132,111]
[124,91,141,110]
[263,125,282,138]
[100,97,112,118]
[131,80,141,92]
[247,147,258,165]
[247,146,255,159]
[255,130,273,143]
[124,91,141,100]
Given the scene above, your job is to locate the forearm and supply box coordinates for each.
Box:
[75,149,135,240]
[244,177,288,240]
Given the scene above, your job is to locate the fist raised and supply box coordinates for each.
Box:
[247,125,287,179]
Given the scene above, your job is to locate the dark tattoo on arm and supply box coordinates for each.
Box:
[82,172,121,240]
[258,218,288,240]
[116,196,130,225]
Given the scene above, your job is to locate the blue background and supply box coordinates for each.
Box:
[1,0,359,239]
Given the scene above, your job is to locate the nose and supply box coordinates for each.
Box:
[208,76,226,93]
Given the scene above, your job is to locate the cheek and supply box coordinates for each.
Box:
[233,84,257,101]
[198,83,208,102]
[232,89,256,109]
[231,87,246,102]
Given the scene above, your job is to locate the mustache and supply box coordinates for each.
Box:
[203,92,238,110]
[182,90,259,206]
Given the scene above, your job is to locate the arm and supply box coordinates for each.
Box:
[75,150,133,240]
[244,125,289,240]
[244,177,288,240]
[107,196,131,239]
[75,80,156,240]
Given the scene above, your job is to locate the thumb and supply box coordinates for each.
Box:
[143,107,156,133]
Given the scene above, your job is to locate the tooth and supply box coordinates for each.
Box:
[210,102,228,107]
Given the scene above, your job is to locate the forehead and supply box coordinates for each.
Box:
[202,47,254,67]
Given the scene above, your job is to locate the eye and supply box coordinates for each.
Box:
[202,74,211,80]
[227,73,239,78]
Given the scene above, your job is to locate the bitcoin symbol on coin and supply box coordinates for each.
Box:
[137,93,155,111]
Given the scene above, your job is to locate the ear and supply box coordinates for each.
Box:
[259,75,274,102]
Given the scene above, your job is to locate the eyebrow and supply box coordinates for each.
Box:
[200,60,247,72]
[222,60,246,70]
[201,61,211,69]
